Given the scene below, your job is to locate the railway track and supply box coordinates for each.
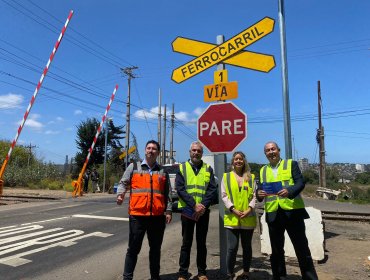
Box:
[255,207,370,222]
[321,210,370,222]
[0,195,60,205]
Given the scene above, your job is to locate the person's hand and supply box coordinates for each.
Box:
[194,203,205,214]
[258,190,267,198]
[232,208,243,218]
[240,208,251,219]
[166,213,172,224]
[116,193,125,205]
[277,188,289,198]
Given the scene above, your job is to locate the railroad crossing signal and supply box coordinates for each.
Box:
[171,17,275,83]
[119,146,137,160]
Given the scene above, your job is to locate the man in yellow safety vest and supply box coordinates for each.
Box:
[257,141,318,280]
[176,141,217,280]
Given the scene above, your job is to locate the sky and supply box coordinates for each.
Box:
[1,0,370,166]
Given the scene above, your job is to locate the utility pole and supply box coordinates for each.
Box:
[157,89,162,164]
[278,0,293,158]
[317,81,327,188]
[121,66,138,168]
[170,103,175,164]
[162,104,167,164]
[64,155,68,176]
[26,143,36,167]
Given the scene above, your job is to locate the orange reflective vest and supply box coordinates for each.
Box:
[129,165,167,216]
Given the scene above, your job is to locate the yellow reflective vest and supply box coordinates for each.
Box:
[260,159,305,213]
[223,172,257,229]
[178,161,210,209]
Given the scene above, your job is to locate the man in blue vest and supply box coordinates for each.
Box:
[176,141,218,280]
[257,141,318,280]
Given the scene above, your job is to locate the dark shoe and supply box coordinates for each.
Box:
[236,272,249,280]
[226,273,235,280]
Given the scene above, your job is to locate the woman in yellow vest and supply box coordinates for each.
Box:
[221,151,257,280]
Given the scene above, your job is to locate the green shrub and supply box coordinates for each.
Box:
[63,182,74,192]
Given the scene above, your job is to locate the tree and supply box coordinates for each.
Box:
[355,172,370,185]
[249,163,264,180]
[302,169,319,184]
[74,118,125,172]
[326,166,340,185]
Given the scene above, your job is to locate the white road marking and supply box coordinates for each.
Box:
[0,224,113,267]
[0,226,16,230]
[0,228,63,245]
[0,225,43,237]
[73,214,129,221]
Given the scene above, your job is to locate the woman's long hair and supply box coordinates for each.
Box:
[230,151,251,182]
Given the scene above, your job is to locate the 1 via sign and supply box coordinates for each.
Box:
[172,17,275,83]
[204,81,238,102]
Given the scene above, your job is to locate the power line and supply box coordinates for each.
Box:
[1,0,131,68]
[26,0,134,67]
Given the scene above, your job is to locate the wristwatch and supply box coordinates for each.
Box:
[229,206,235,212]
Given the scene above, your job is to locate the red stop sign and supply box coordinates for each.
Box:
[197,102,247,153]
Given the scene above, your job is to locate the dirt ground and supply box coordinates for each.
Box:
[316,220,370,280]
[1,188,370,280]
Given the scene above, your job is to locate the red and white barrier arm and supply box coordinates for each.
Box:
[0,10,74,179]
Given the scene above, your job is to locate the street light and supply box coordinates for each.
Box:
[103,117,112,193]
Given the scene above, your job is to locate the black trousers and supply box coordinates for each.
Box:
[268,209,318,280]
[226,228,254,275]
[179,209,210,277]
[123,215,166,280]
[83,180,89,192]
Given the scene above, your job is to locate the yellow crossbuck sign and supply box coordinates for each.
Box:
[172,17,275,83]
[119,146,137,160]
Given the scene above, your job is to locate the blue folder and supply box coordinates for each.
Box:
[181,206,199,221]
[262,182,283,195]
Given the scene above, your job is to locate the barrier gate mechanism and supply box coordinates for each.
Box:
[72,85,118,197]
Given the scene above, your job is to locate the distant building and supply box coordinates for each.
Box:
[298,158,309,172]
[338,178,351,184]
[355,164,365,173]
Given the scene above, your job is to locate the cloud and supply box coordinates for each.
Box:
[45,130,60,135]
[47,116,64,125]
[134,106,160,120]
[74,110,82,115]
[0,93,24,109]
[133,106,198,125]
[193,107,204,116]
[21,114,43,130]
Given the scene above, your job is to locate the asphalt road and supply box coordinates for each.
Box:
[1,193,369,280]
[0,195,157,280]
